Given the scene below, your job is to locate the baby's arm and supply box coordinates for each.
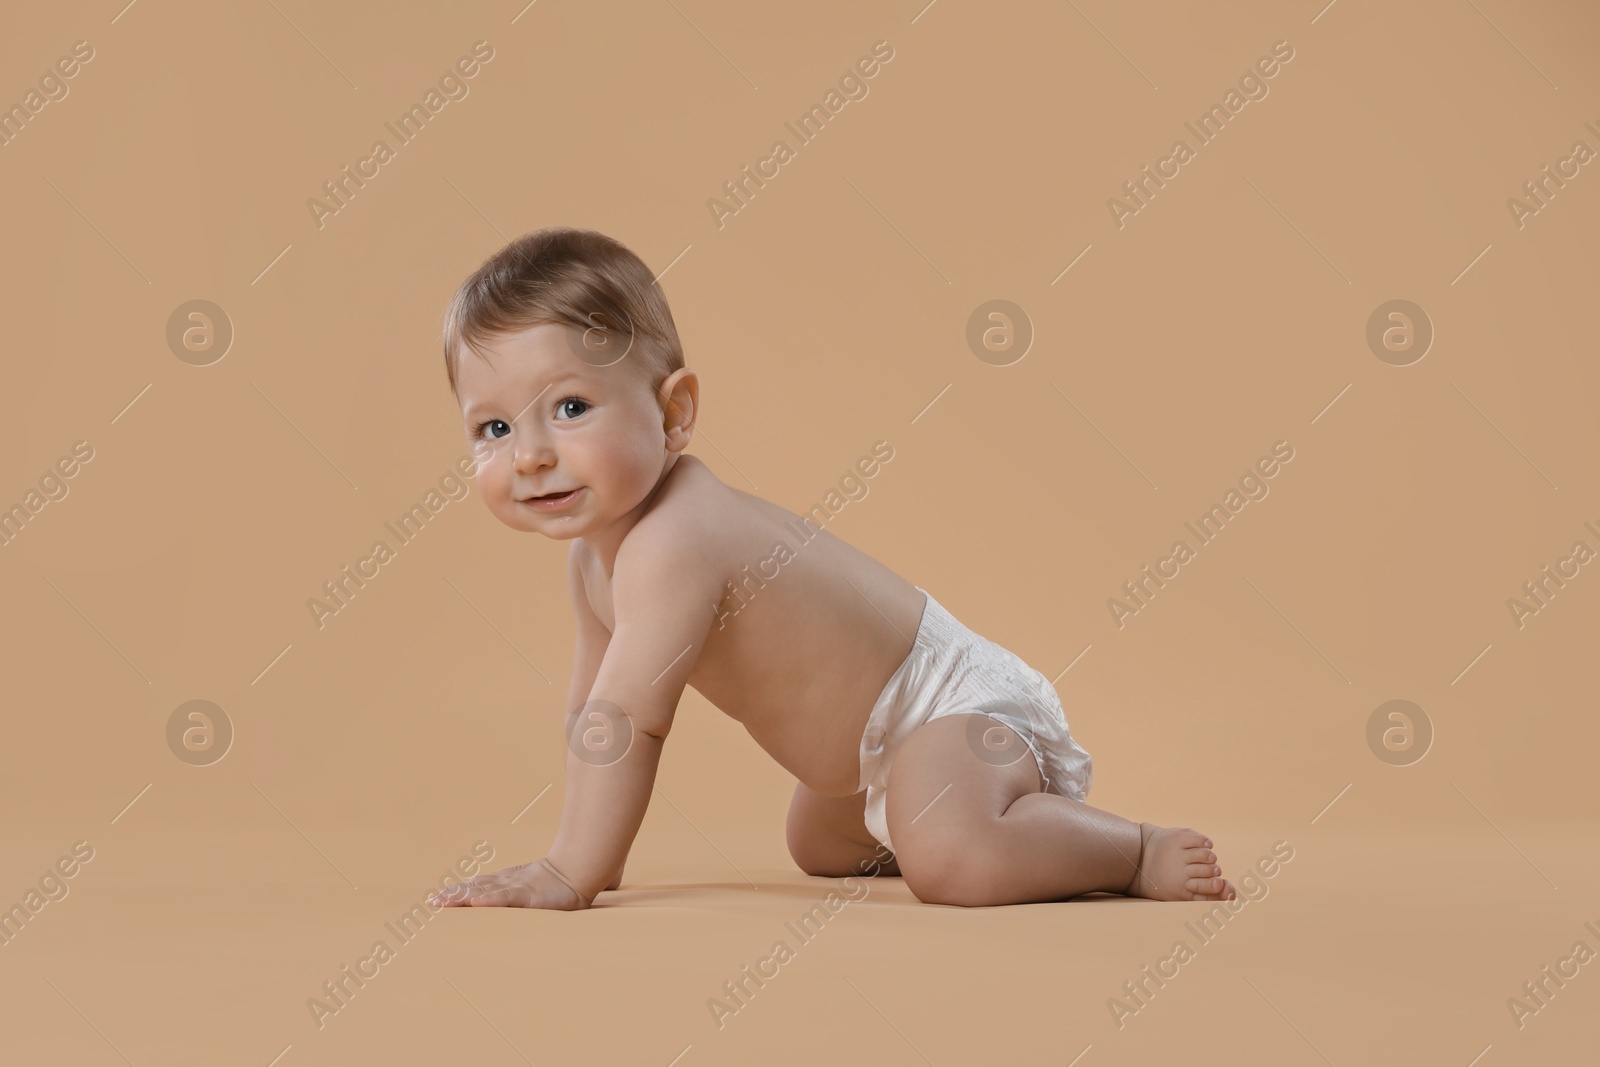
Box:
[563,542,627,891]
[432,531,715,909]
[543,534,715,902]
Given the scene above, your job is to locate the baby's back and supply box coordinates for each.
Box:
[582,454,927,796]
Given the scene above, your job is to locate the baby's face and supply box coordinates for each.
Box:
[455,322,668,540]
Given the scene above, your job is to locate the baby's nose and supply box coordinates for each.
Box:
[512,436,555,473]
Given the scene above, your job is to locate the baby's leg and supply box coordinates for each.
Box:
[785,781,900,877]
[883,714,1234,906]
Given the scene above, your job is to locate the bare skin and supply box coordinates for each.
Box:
[430,322,1235,910]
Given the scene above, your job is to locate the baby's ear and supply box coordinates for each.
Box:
[659,369,699,441]
[659,371,697,422]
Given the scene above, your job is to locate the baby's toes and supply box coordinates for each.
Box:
[1186,873,1227,896]
[1192,878,1237,901]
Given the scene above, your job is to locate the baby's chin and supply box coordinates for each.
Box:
[531,521,586,539]
[495,506,587,538]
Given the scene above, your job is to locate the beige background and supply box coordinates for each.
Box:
[2,0,1597,1063]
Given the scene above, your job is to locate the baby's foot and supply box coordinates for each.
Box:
[1125,823,1236,901]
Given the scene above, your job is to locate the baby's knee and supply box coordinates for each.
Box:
[788,819,898,878]
[896,832,1007,906]
[785,812,843,876]
[785,833,835,877]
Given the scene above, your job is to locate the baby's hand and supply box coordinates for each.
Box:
[428,858,590,911]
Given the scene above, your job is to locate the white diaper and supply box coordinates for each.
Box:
[857,587,1094,854]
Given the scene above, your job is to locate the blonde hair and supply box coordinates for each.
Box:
[441,227,684,395]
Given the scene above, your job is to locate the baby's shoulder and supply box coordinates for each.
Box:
[614,458,729,579]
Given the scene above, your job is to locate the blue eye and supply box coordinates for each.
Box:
[478,420,510,440]
[556,398,589,420]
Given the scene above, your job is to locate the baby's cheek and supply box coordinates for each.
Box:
[476,467,509,505]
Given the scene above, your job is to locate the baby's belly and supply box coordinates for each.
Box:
[693,644,902,797]
[742,692,877,796]
[683,516,929,796]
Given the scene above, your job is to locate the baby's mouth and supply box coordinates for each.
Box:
[523,487,583,507]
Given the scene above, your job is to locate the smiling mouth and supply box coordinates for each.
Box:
[523,488,582,507]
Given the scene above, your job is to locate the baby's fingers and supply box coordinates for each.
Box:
[457,884,528,907]
[429,880,484,907]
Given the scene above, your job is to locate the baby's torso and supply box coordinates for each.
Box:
[580,455,927,796]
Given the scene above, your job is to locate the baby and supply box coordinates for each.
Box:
[429,227,1235,910]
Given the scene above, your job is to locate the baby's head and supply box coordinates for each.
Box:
[441,227,697,539]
